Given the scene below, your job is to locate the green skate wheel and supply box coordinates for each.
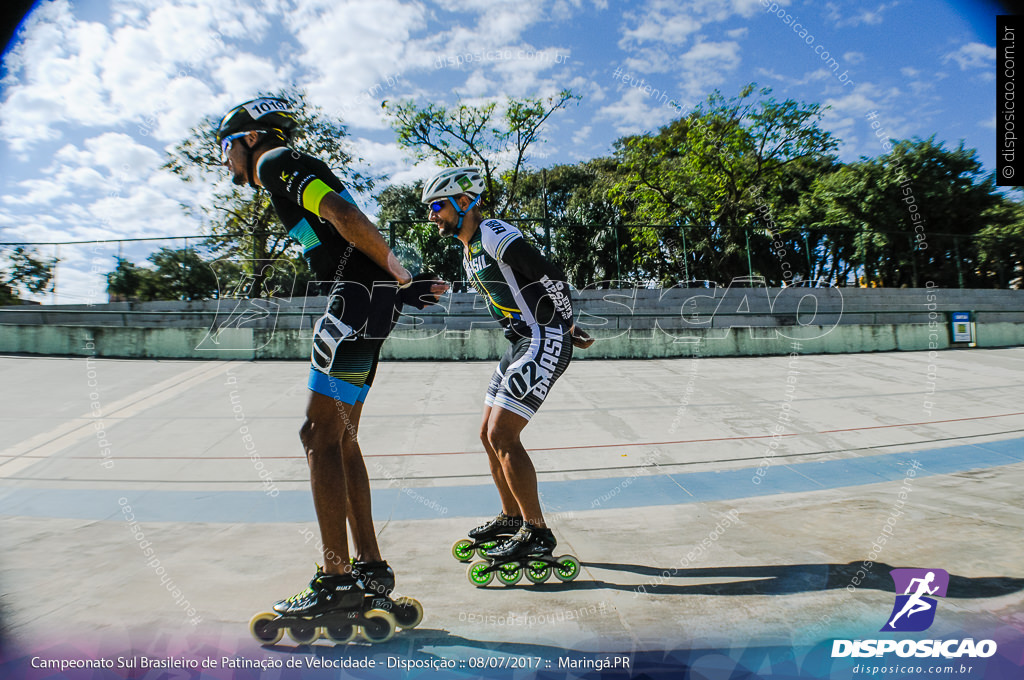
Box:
[288,619,320,645]
[393,597,424,629]
[554,554,581,582]
[360,609,396,643]
[249,612,283,645]
[496,563,522,586]
[477,541,497,559]
[525,561,550,584]
[322,623,356,644]
[452,539,475,562]
[467,560,494,587]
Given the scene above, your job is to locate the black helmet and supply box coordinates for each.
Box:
[216,97,299,143]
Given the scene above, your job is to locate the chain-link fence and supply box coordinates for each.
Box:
[2,220,1020,304]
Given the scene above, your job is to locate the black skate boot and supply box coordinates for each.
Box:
[250,566,401,646]
[466,523,580,587]
[273,567,363,616]
[485,522,556,561]
[352,559,424,631]
[352,560,395,598]
[452,512,523,562]
[469,512,524,541]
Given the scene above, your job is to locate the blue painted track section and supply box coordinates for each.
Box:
[1,437,1021,522]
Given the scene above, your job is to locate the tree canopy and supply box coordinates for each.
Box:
[0,246,56,305]
[112,82,1022,300]
[162,88,374,299]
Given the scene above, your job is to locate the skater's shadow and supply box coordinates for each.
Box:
[577,561,1024,598]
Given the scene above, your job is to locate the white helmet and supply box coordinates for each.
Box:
[421,167,486,204]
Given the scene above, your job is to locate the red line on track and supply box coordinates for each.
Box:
[4,412,1022,461]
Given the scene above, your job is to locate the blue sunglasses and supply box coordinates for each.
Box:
[220,130,266,159]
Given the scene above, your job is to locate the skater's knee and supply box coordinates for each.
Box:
[486,425,520,456]
[340,435,362,460]
[299,418,314,447]
[300,416,341,457]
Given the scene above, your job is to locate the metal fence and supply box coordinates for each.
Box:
[1,219,1019,304]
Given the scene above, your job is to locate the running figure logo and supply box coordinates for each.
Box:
[881,568,950,632]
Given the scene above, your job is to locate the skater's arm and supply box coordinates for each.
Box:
[318,193,412,287]
[500,238,575,329]
[256,148,411,286]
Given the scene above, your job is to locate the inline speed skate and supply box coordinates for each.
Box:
[466,522,581,587]
[351,560,423,630]
[249,563,420,646]
[452,512,524,562]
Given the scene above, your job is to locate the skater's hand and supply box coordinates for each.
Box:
[569,326,593,349]
[399,272,449,309]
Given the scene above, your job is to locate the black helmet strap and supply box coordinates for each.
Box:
[240,129,280,189]
[242,134,259,189]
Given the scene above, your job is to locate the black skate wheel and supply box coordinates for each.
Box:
[360,609,397,643]
[249,612,283,645]
[288,620,320,645]
[452,539,475,562]
[553,554,581,582]
[496,563,522,586]
[467,560,493,587]
[322,623,356,644]
[393,597,424,629]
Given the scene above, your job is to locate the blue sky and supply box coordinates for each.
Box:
[0,0,1004,303]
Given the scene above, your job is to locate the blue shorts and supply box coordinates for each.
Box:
[308,285,393,405]
[308,337,384,405]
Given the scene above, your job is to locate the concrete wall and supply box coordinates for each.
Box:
[3,284,1023,330]
[1,286,1021,360]
[1,322,1021,361]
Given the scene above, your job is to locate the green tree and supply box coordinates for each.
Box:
[610,84,838,285]
[794,138,1004,287]
[163,88,377,297]
[377,160,628,290]
[383,91,578,217]
[506,159,628,286]
[976,196,1024,288]
[376,182,466,288]
[106,257,152,302]
[105,248,246,301]
[0,246,56,304]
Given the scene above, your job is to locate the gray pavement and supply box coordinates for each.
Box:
[1,348,1023,671]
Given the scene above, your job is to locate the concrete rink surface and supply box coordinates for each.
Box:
[0,348,1023,679]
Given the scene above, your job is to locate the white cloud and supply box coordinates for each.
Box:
[283,0,428,129]
[573,125,593,146]
[824,1,898,28]
[212,55,292,103]
[944,42,995,71]
[844,51,865,65]
[0,0,282,153]
[620,9,701,48]
[596,86,676,135]
[675,40,742,101]
[2,180,71,207]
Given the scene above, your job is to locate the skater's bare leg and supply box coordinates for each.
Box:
[486,407,546,528]
[479,405,520,516]
[300,391,353,575]
[340,400,382,563]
